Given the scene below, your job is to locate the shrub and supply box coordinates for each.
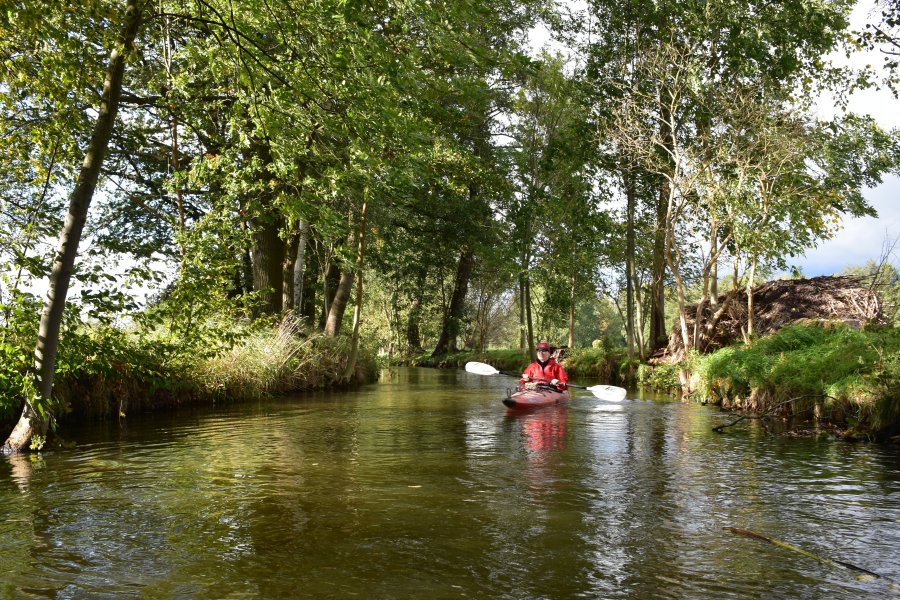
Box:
[563,347,627,384]
[637,362,681,392]
[196,316,375,398]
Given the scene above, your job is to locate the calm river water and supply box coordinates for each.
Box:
[1,367,898,598]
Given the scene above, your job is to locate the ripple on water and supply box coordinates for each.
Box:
[0,369,898,598]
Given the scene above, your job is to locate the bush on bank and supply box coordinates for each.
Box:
[563,347,630,385]
[0,316,376,438]
[636,361,682,392]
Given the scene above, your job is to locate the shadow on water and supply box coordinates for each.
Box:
[1,366,898,598]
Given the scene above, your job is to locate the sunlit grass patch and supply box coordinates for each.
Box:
[695,323,900,435]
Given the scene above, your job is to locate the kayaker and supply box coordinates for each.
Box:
[521,341,569,391]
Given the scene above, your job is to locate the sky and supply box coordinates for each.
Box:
[800,1,900,276]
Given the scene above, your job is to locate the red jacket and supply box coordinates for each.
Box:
[521,359,569,390]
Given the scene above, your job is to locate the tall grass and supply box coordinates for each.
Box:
[0,315,376,435]
[197,315,374,399]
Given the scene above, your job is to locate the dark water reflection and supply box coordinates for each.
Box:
[1,367,898,598]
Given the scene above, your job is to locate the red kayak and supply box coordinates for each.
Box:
[503,385,570,409]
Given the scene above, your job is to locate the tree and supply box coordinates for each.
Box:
[505,53,606,351]
[3,0,143,452]
[862,0,900,94]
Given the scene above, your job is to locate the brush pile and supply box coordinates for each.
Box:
[663,276,883,361]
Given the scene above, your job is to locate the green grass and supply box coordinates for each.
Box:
[694,324,900,435]
[0,315,375,434]
[197,317,376,399]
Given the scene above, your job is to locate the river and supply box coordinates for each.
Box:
[1,367,898,598]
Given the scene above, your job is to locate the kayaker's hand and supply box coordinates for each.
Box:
[551,378,560,386]
[522,374,530,381]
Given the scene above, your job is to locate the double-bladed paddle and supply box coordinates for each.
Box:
[464,361,627,402]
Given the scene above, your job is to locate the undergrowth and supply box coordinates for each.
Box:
[562,347,628,385]
[0,315,374,431]
[695,324,900,433]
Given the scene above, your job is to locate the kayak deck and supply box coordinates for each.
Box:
[503,385,570,409]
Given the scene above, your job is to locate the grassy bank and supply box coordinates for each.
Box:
[692,324,900,440]
[0,317,377,439]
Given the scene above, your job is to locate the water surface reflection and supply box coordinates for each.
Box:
[0,367,897,598]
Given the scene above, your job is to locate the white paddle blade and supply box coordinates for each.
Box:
[465,361,501,376]
[586,385,627,401]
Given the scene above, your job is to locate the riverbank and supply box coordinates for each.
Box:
[0,318,377,443]
[645,323,900,442]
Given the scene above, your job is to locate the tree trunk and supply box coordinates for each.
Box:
[343,200,368,381]
[406,298,422,352]
[282,230,299,312]
[709,240,719,306]
[239,220,253,296]
[634,281,646,360]
[293,221,308,314]
[320,254,341,330]
[432,245,474,356]
[649,183,668,351]
[324,268,355,337]
[745,255,758,345]
[625,168,636,359]
[664,227,691,353]
[250,211,286,317]
[4,0,142,453]
[518,272,528,356]
[568,273,576,349]
[650,101,673,352]
[301,244,319,324]
[525,274,535,352]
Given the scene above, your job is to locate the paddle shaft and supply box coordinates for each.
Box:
[501,371,584,389]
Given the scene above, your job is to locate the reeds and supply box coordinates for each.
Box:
[196,314,357,399]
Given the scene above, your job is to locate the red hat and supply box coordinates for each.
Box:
[535,342,552,351]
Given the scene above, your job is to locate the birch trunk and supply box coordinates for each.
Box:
[343,201,368,381]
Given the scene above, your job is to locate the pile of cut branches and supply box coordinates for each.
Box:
[664,276,883,360]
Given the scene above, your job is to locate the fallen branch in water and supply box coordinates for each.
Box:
[712,394,826,433]
[724,527,886,580]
